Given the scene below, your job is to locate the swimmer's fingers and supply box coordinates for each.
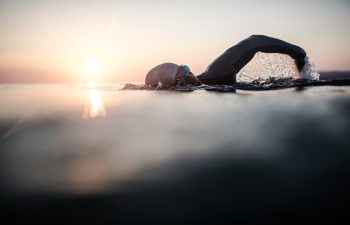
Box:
[295,57,306,72]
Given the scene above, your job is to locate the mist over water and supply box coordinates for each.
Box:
[237,53,320,83]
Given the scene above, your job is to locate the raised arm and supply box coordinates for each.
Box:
[197,35,307,85]
[242,35,306,71]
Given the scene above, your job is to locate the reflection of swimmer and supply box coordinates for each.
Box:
[145,35,306,86]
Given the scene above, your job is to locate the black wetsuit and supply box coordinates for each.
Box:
[197,35,306,85]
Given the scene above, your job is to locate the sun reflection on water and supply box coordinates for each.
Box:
[83,81,106,119]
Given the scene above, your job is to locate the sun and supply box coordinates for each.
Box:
[84,58,101,75]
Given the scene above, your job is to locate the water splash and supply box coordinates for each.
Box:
[300,56,320,80]
[237,53,319,83]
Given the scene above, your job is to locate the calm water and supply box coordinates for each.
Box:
[1,84,349,224]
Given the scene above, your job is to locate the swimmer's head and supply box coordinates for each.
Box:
[175,65,201,86]
[145,63,201,86]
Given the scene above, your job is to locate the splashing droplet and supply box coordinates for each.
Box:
[237,53,319,83]
[300,56,320,80]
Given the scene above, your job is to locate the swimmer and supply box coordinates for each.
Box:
[145,35,306,86]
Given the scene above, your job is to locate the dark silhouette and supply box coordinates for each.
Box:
[197,35,306,84]
[146,35,306,86]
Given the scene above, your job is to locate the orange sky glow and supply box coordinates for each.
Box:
[0,0,349,83]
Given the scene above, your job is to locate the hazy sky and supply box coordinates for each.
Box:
[0,0,349,82]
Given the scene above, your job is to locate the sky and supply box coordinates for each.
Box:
[0,0,349,83]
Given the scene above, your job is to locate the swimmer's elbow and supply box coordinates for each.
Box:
[249,34,268,39]
[249,34,262,38]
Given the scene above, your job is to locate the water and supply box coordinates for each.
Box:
[0,83,349,224]
[237,53,320,83]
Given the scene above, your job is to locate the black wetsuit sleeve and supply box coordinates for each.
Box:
[247,35,306,70]
[228,35,306,75]
[197,35,306,85]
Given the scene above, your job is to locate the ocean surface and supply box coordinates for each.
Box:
[0,82,349,224]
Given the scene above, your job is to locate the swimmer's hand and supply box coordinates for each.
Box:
[294,47,307,72]
[295,57,306,72]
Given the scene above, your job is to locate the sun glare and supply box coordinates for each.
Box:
[83,81,106,119]
[84,58,101,75]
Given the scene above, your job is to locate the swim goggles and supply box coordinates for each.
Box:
[181,65,191,77]
[175,65,191,86]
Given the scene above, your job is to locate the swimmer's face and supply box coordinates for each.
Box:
[184,72,201,85]
[175,66,201,86]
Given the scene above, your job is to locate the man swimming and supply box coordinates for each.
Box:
[145,35,306,86]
